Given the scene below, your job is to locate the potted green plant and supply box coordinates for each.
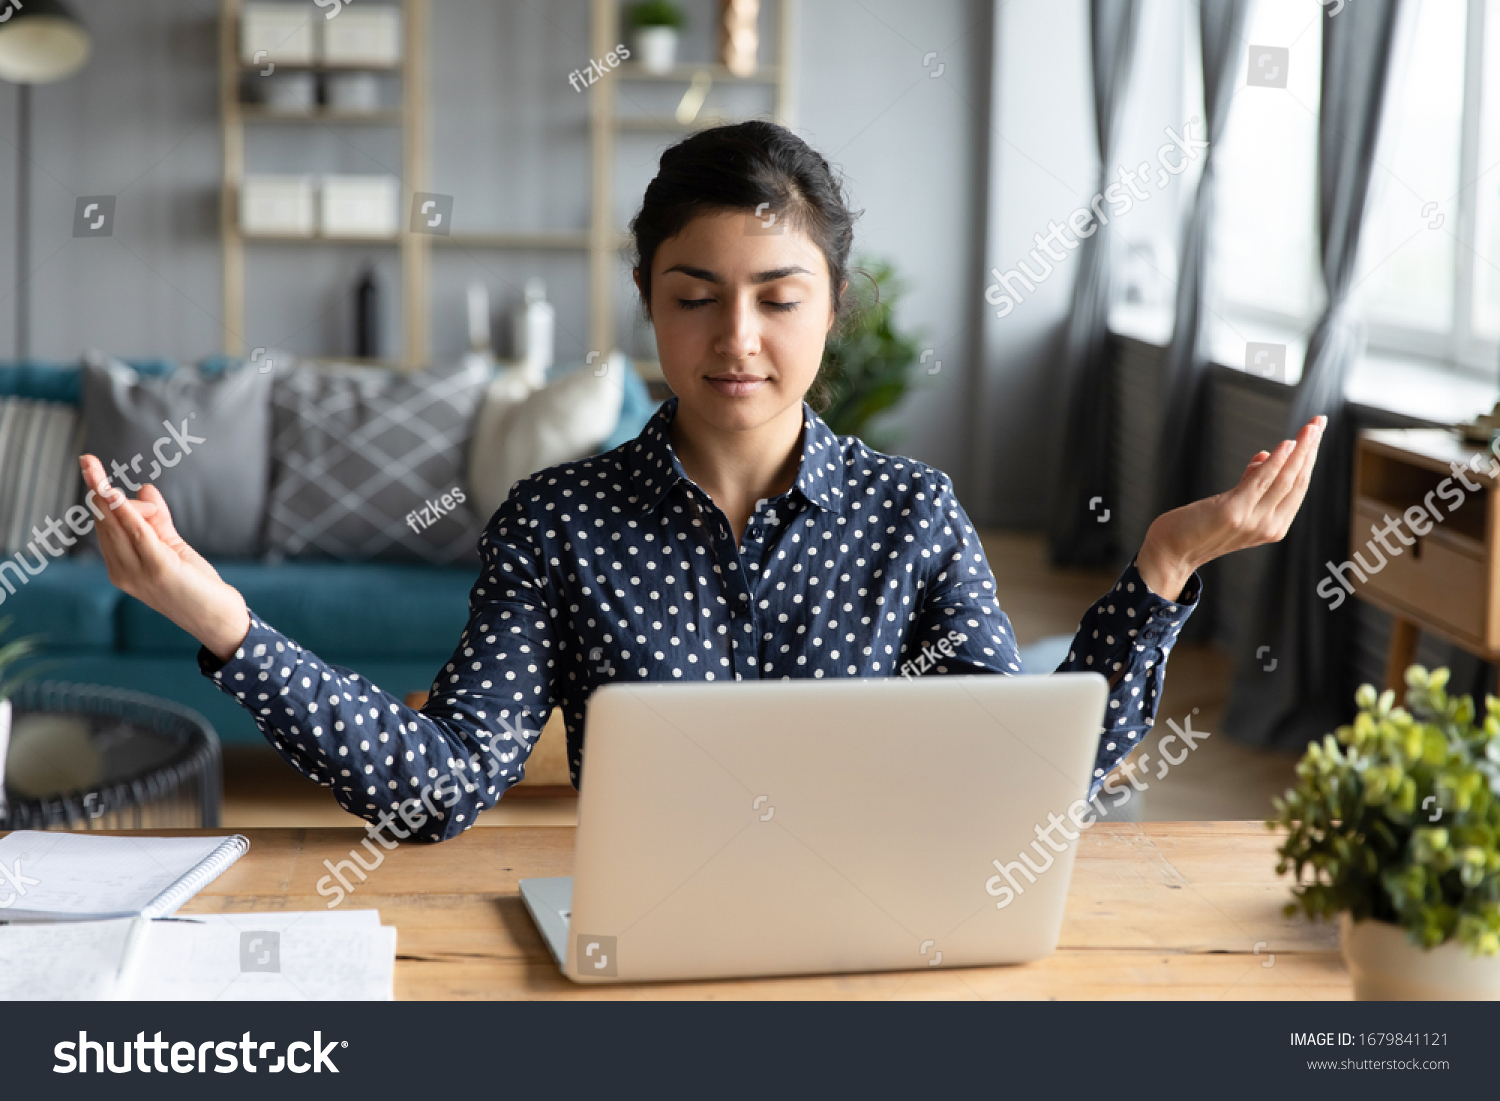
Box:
[628,0,686,74]
[1270,665,1500,999]
[816,256,924,451]
[0,619,40,822]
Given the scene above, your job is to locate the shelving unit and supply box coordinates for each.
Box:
[219,0,428,368]
[217,0,794,368]
[585,0,797,353]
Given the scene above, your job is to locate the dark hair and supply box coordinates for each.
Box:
[629,120,860,411]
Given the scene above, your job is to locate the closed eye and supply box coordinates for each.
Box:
[676,298,800,312]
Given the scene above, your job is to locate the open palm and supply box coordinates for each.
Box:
[79,454,250,660]
[1135,415,1325,599]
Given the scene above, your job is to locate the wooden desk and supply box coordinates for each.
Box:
[155,821,1349,999]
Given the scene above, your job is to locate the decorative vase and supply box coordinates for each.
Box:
[1341,913,1500,1000]
[636,26,679,74]
[719,0,759,76]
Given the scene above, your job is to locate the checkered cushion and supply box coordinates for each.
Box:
[264,362,489,564]
[0,398,83,555]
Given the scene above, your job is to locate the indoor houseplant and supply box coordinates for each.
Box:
[628,0,685,74]
[816,256,923,450]
[1270,665,1500,999]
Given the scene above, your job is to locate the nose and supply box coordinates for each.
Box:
[713,292,761,363]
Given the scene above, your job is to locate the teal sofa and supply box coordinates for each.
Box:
[8,556,479,746]
[1,357,656,746]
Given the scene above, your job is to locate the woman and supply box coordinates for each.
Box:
[81,122,1323,843]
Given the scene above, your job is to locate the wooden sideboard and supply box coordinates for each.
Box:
[1351,429,1500,689]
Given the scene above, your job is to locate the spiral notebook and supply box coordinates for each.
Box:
[0,831,249,922]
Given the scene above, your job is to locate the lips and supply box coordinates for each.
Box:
[704,374,768,397]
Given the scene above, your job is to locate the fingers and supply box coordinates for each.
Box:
[78,454,175,579]
[79,454,123,508]
[137,484,183,546]
[1219,418,1324,552]
[1262,419,1324,515]
[1235,418,1324,544]
[1266,422,1324,533]
[80,455,140,572]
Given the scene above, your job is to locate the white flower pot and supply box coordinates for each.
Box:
[1341,913,1500,1000]
[636,27,679,74]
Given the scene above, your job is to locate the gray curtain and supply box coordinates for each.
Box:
[1046,0,1143,568]
[1224,0,1403,748]
[1154,0,1250,522]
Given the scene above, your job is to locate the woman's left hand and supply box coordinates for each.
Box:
[1134,415,1326,600]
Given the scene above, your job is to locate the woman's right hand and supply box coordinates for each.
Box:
[80,455,251,662]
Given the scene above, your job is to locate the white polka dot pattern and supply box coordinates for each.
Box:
[199,397,1200,840]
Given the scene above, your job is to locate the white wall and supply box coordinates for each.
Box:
[790,0,992,491]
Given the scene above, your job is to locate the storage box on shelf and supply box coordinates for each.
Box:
[322,7,403,65]
[240,174,315,236]
[240,2,401,67]
[320,175,400,238]
[240,2,316,65]
[221,0,426,364]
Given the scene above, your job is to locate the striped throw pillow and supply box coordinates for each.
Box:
[0,398,84,555]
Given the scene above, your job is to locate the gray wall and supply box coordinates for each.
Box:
[970,0,1093,526]
[2,0,995,496]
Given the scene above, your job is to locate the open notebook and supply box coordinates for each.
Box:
[0,831,248,922]
[0,910,397,1000]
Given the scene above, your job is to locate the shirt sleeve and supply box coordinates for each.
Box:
[903,473,1200,800]
[197,486,560,842]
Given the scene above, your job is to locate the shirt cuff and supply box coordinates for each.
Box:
[196,611,296,694]
[1118,556,1200,650]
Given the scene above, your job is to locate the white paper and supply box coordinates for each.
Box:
[0,831,242,920]
[0,918,139,1000]
[125,922,397,1001]
[0,912,396,1000]
[181,910,382,930]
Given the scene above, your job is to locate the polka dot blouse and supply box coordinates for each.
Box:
[200,396,1200,842]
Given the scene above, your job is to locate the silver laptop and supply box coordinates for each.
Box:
[520,672,1108,983]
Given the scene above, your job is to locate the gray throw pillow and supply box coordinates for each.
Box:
[264,361,488,564]
[82,358,274,558]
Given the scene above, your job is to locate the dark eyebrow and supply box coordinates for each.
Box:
[663,264,813,285]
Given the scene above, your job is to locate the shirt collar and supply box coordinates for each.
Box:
[625,395,845,517]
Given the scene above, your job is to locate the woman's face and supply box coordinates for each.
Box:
[638,209,837,434]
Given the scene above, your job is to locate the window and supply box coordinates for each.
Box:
[1209,0,1323,329]
[1355,0,1470,353]
[1469,0,1500,346]
[1208,0,1500,381]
